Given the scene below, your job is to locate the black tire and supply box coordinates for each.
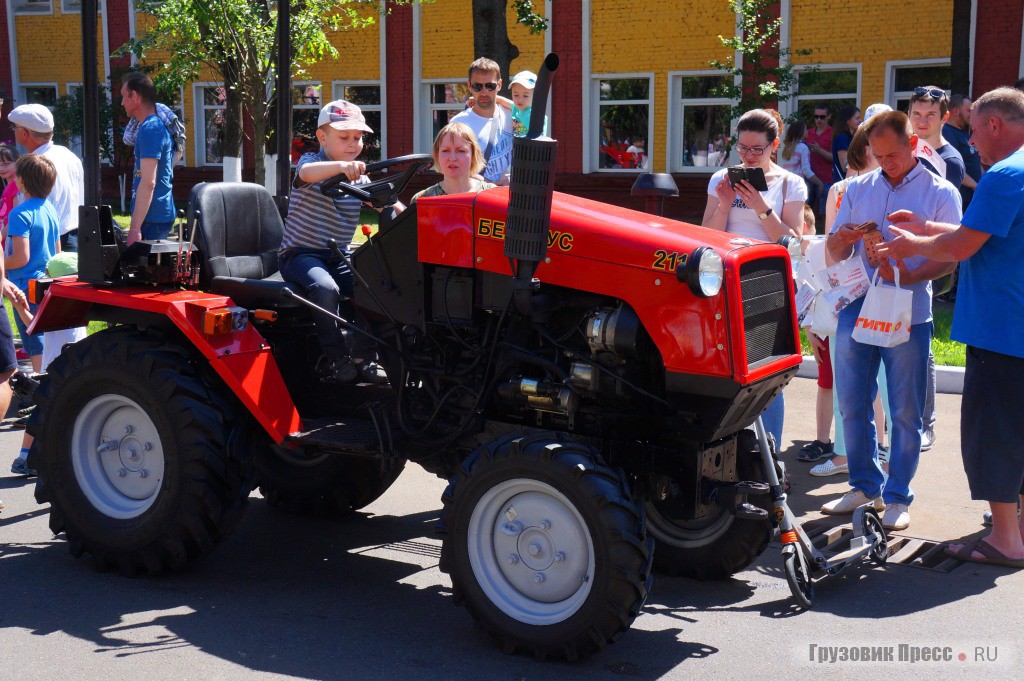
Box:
[644,429,774,580]
[31,327,254,575]
[438,433,653,661]
[783,549,815,609]
[255,444,406,516]
[862,508,889,565]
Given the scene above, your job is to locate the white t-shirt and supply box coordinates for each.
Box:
[706,167,809,242]
[451,107,513,183]
[36,142,85,235]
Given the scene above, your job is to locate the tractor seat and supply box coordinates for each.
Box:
[190,181,299,309]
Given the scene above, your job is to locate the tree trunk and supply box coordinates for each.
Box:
[222,64,245,182]
[472,0,520,94]
[252,96,267,187]
[951,0,972,96]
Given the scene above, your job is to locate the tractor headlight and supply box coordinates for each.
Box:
[678,246,723,297]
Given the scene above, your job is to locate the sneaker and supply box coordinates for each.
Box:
[877,445,889,464]
[797,439,833,462]
[316,356,359,384]
[821,489,884,515]
[883,503,910,531]
[921,429,934,452]
[10,459,37,477]
[17,404,36,418]
[810,457,848,477]
[355,361,388,385]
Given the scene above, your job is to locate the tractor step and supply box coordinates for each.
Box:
[287,417,382,453]
[709,480,770,520]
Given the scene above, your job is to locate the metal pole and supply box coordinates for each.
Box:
[275,0,291,200]
[81,0,101,206]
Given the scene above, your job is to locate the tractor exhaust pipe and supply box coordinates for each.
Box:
[504,53,559,316]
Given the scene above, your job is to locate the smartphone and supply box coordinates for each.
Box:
[727,165,769,192]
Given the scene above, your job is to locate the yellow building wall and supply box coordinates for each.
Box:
[789,0,953,105]
[591,0,736,172]
[421,0,547,81]
[15,13,103,90]
[299,5,382,83]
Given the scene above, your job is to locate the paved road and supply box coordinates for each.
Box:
[1,377,1020,680]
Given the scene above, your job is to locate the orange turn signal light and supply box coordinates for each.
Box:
[27,278,53,305]
[202,306,248,335]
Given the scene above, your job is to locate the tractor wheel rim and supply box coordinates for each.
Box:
[467,478,595,625]
[71,394,166,519]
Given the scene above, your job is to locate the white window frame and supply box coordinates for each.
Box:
[786,63,862,118]
[20,82,59,109]
[885,58,951,110]
[332,80,385,160]
[589,73,654,173]
[667,70,733,173]
[193,82,225,167]
[420,78,468,152]
[60,0,104,13]
[13,0,52,14]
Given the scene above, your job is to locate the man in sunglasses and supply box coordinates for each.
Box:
[452,57,513,185]
[806,104,834,218]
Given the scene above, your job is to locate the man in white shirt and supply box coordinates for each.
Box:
[8,104,85,251]
[452,58,513,185]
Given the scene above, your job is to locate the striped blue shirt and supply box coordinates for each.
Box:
[280,149,368,251]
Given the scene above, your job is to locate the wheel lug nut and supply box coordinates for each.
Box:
[533,573,545,583]
[139,469,148,478]
[554,551,566,562]
[118,468,128,477]
[539,519,551,530]
[143,443,153,451]
[507,554,519,565]
[124,425,134,434]
[528,543,542,556]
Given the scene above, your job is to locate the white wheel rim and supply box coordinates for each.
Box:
[71,394,166,519]
[467,478,595,625]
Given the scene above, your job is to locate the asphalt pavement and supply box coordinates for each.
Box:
[1,376,1020,680]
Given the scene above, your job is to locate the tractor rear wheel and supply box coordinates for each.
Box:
[644,430,774,580]
[255,445,406,516]
[439,433,652,661]
[31,327,253,575]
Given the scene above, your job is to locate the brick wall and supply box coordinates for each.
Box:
[973,0,1024,96]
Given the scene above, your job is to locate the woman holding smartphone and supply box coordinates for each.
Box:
[701,108,807,243]
[701,108,807,456]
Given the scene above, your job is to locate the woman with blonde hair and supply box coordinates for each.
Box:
[411,122,495,203]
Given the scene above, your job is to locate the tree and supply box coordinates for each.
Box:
[124,0,380,185]
[709,0,813,122]
[471,0,547,93]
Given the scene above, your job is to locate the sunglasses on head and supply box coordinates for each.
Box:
[470,82,499,92]
[913,87,946,100]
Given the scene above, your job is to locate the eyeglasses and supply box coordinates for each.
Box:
[813,114,828,119]
[913,87,946,100]
[735,143,769,156]
[470,82,499,92]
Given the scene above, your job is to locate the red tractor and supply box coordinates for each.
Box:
[25,53,800,660]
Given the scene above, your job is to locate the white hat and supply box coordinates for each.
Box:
[510,71,538,89]
[861,103,893,126]
[317,100,373,133]
[9,103,54,133]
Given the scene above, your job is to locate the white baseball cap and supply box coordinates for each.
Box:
[317,100,373,133]
[509,71,537,90]
[861,103,893,126]
[9,103,54,133]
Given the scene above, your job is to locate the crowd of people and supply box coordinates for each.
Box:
[2,58,1022,571]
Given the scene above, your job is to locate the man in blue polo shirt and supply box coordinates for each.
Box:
[880,87,1024,569]
[121,72,175,244]
[820,110,961,532]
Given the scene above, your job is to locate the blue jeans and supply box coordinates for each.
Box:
[835,297,932,506]
[142,220,175,241]
[278,247,353,359]
[762,392,784,453]
[12,299,43,357]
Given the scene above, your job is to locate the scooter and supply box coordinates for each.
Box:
[754,417,889,608]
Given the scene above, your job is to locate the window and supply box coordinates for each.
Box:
[290,82,322,164]
[194,85,226,166]
[791,66,859,127]
[670,73,732,171]
[889,61,952,112]
[14,0,51,13]
[22,84,58,108]
[333,82,383,163]
[60,0,104,14]
[162,87,186,166]
[594,76,652,171]
[423,80,470,151]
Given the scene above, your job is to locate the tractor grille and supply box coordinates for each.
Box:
[739,257,797,369]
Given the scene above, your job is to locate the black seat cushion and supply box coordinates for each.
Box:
[191,182,284,289]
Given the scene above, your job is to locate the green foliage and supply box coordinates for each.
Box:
[709,0,814,122]
[512,0,548,33]
[52,85,117,164]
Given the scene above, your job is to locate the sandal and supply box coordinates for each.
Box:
[810,457,848,477]
[944,538,1024,569]
[797,439,833,462]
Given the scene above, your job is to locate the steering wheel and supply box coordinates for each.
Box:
[320,154,434,208]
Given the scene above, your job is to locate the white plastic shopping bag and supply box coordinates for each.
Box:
[851,269,912,348]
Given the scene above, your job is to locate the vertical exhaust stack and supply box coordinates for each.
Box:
[504,53,559,315]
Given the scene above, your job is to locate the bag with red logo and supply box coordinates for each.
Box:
[852,268,912,348]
